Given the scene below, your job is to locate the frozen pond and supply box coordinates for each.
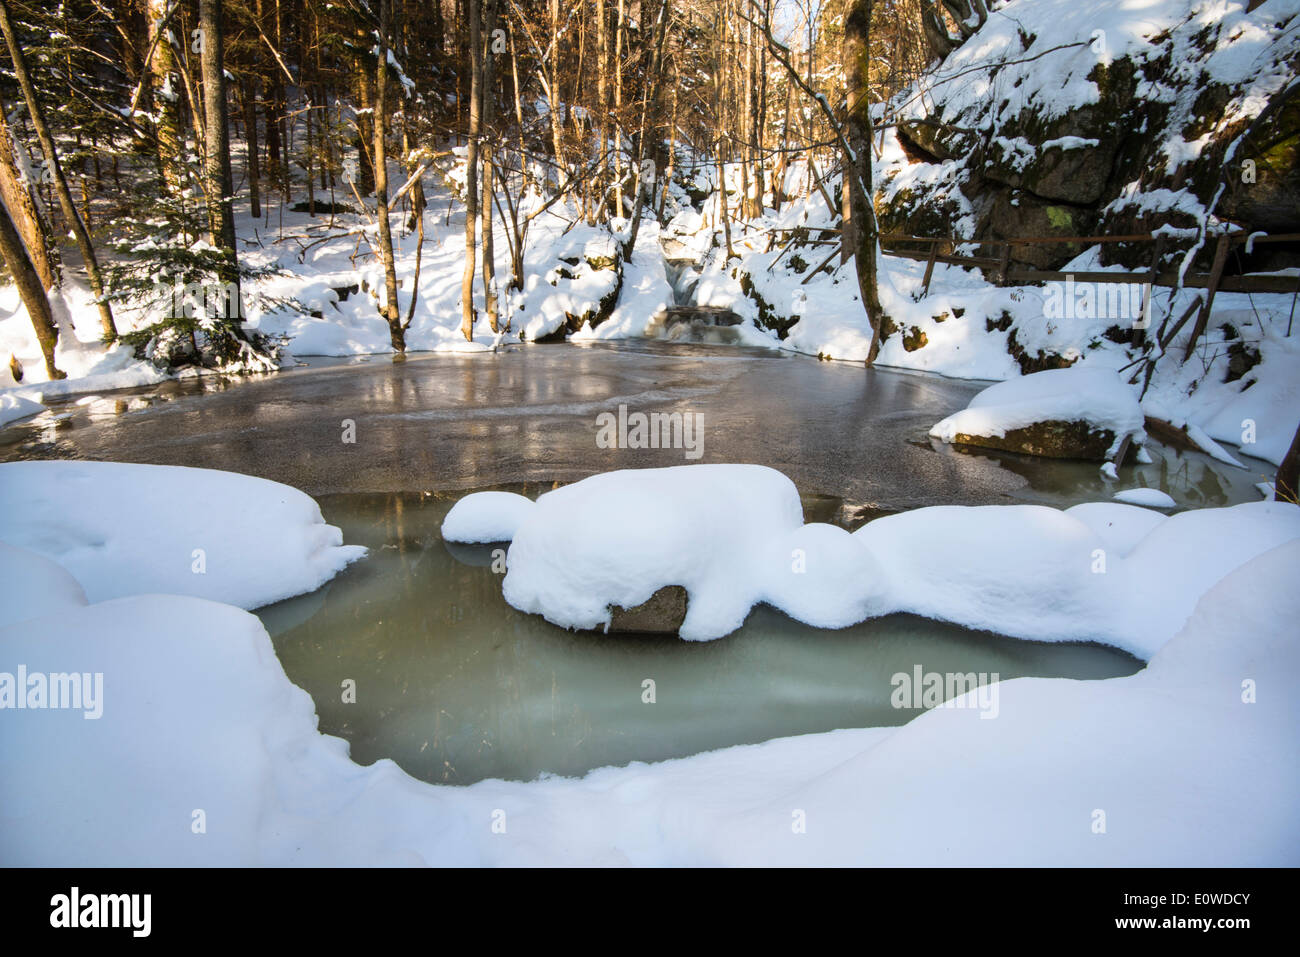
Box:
[256,489,1143,785]
[0,340,1270,512]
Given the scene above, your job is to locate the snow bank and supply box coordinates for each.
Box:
[441,491,536,543]
[1113,487,1176,509]
[0,541,87,627]
[929,366,1145,456]
[4,534,1295,866]
[0,392,45,428]
[0,461,365,609]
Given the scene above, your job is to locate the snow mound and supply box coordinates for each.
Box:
[930,366,1145,456]
[441,491,536,543]
[0,541,88,627]
[502,465,804,640]
[755,522,890,630]
[1112,488,1176,509]
[0,461,366,609]
[1064,502,1166,557]
[856,504,1123,647]
[0,392,46,428]
[1120,501,1300,655]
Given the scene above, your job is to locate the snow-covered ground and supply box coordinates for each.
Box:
[3,460,1296,865]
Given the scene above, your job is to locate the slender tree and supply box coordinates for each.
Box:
[460,0,482,341]
[0,0,116,340]
[374,0,404,351]
[0,196,63,378]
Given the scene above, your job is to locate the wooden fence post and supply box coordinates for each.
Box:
[1135,235,1165,347]
[921,239,940,297]
[1183,234,1230,361]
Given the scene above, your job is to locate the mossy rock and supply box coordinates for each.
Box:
[950,421,1121,461]
[902,326,928,351]
[608,585,688,634]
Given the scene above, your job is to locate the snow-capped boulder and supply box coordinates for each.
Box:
[929,366,1145,461]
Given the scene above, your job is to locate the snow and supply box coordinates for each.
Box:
[857,503,1125,648]
[0,392,45,429]
[0,541,87,627]
[930,366,1146,457]
[1112,487,1176,509]
[0,461,366,609]
[470,464,1300,660]
[1064,502,1166,557]
[441,491,536,543]
[3,523,1295,866]
[501,465,807,640]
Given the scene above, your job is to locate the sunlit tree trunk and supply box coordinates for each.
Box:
[0,110,59,290]
[0,0,116,340]
[0,198,63,379]
[843,0,885,363]
[460,0,481,340]
[374,0,404,351]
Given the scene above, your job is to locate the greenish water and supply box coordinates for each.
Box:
[257,489,1143,786]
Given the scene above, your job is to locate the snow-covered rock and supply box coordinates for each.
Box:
[441,491,536,543]
[929,366,1145,460]
[502,464,805,640]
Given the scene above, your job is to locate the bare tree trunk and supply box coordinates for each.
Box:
[480,0,498,332]
[612,0,625,215]
[0,197,63,379]
[594,0,607,223]
[147,0,185,194]
[1278,423,1300,503]
[374,0,404,351]
[0,0,116,340]
[460,0,481,340]
[0,110,59,290]
[199,0,241,324]
[843,0,885,363]
[242,77,262,218]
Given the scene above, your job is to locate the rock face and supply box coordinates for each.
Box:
[947,421,1123,461]
[607,585,688,634]
[876,3,1300,272]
